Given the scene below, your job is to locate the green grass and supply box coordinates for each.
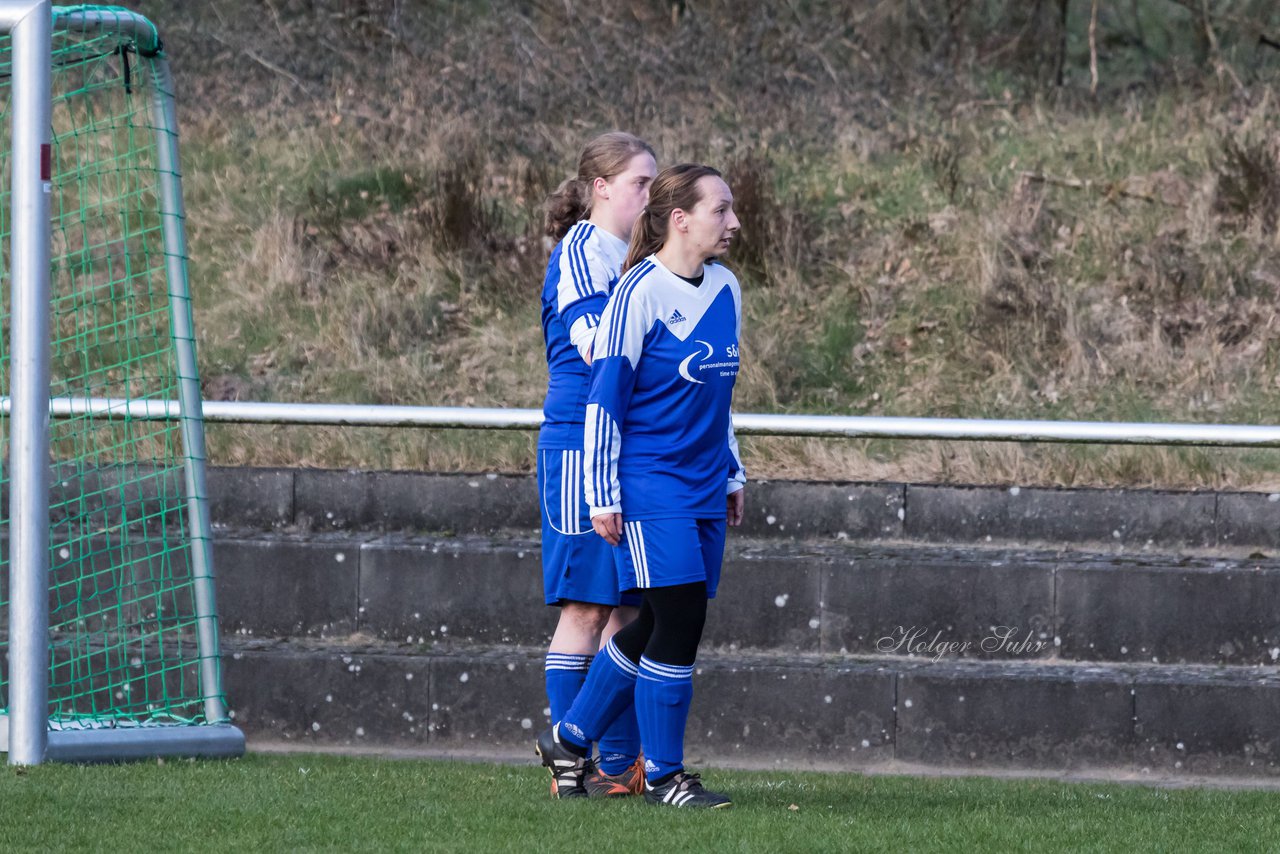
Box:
[2,753,1280,852]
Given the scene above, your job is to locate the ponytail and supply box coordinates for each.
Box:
[543,178,589,240]
[622,206,666,273]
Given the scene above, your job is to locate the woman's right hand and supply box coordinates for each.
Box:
[592,512,623,546]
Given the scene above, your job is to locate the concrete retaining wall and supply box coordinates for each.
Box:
[221,641,1280,777]
[209,534,1280,667]
[203,466,1280,550]
[25,464,1280,549]
[14,467,1280,778]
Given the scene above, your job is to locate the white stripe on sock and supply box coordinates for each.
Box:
[546,653,592,670]
[639,656,695,680]
[604,639,639,677]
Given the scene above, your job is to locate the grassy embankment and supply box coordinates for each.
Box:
[137,1,1280,487]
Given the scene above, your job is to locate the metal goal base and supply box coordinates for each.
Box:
[1,716,245,763]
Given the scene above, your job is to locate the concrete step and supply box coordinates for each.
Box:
[198,467,1280,552]
[207,532,1280,668]
[24,465,1280,552]
[220,637,1280,779]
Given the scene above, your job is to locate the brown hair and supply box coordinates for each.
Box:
[543,132,656,240]
[622,163,722,273]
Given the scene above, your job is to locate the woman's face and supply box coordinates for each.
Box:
[681,176,740,259]
[599,152,657,232]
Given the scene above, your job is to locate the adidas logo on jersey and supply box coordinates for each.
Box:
[667,309,686,325]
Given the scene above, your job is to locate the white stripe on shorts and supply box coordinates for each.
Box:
[570,450,581,534]
[565,450,576,530]
[635,521,651,586]
[626,521,640,586]
[626,520,650,588]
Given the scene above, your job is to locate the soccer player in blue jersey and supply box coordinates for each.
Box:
[537,164,744,809]
[537,132,658,799]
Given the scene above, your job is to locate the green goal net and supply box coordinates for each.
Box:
[0,5,239,760]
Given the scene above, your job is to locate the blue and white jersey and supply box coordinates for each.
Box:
[584,255,746,520]
[539,222,629,449]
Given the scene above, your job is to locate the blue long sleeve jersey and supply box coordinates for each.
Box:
[539,222,629,449]
[584,255,746,519]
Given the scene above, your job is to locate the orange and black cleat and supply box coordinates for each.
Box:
[584,755,645,798]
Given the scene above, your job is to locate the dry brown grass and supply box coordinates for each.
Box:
[119,0,1280,486]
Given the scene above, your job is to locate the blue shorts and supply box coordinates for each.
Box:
[615,517,726,599]
[539,448,641,607]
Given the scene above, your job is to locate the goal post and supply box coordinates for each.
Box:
[0,3,242,764]
[1,0,52,768]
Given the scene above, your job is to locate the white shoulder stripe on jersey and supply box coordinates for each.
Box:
[602,259,655,359]
[563,223,594,302]
[606,260,650,357]
[569,223,591,300]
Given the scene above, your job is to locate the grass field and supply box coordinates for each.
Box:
[2,753,1279,851]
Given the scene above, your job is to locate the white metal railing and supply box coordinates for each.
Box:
[9,396,1280,448]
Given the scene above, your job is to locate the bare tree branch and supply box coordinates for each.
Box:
[1056,0,1070,86]
[1018,171,1187,207]
[1088,0,1099,96]
[1163,0,1280,53]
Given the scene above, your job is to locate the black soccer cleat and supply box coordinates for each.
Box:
[644,771,732,809]
[535,724,590,799]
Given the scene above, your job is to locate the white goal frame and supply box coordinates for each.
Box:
[0,1,242,765]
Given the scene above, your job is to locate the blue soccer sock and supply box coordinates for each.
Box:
[635,656,695,784]
[544,652,592,724]
[558,639,638,752]
[596,699,640,776]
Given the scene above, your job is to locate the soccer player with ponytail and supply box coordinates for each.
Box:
[537,164,745,809]
[537,132,657,799]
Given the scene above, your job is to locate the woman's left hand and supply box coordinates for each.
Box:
[592,512,623,545]
[727,488,745,527]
